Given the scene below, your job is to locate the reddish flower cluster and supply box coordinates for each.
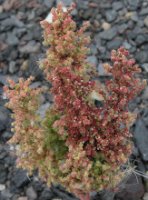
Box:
[40,4,146,165]
[3,77,45,172]
[100,47,146,164]
[51,66,101,157]
[39,4,146,198]
[4,3,146,200]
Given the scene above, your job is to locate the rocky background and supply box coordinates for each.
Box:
[0,0,148,199]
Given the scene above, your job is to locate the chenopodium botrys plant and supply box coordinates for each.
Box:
[4,3,146,200]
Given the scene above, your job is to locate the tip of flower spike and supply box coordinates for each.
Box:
[57,2,63,9]
[111,47,130,62]
[67,2,76,12]
[118,46,129,56]
[45,6,67,23]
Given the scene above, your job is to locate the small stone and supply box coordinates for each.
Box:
[102,22,111,30]
[0,12,8,20]
[112,2,123,10]
[13,27,27,38]
[107,38,123,50]
[123,41,132,49]
[12,194,20,200]
[118,8,127,16]
[132,145,139,157]
[1,131,12,142]
[26,54,43,79]
[24,24,41,41]
[18,197,28,200]
[1,189,13,199]
[10,49,18,60]
[52,199,62,200]
[19,41,40,54]
[87,55,98,68]
[105,10,117,22]
[93,20,100,28]
[99,27,117,40]
[136,34,147,45]
[90,191,97,199]
[137,20,144,27]
[143,192,148,200]
[127,0,140,10]
[89,44,97,55]
[0,5,3,13]
[143,1,148,6]
[0,40,7,52]
[117,24,128,34]
[97,63,106,76]
[134,119,148,161]
[56,0,73,6]
[94,34,101,47]
[100,2,112,9]
[130,12,139,22]
[136,51,148,63]
[143,44,148,51]
[143,87,148,99]
[0,184,6,191]
[140,8,148,15]
[31,177,44,193]
[125,11,135,19]
[21,60,29,71]
[71,8,78,16]
[144,16,148,27]
[141,63,148,73]
[27,10,35,21]
[1,15,24,31]
[115,174,144,200]
[11,169,30,188]
[76,1,88,9]
[81,8,94,20]
[99,190,115,200]
[6,32,19,46]
[43,0,54,8]
[30,81,42,89]
[127,20,134,29]
[37,103,50,119]
[127,27,141,40]
[9,61,17,74]
[26,186,37,200]
[39,188,54,200]
[0,149,7,160]
[50,185,78,200]
[0,106,10,131]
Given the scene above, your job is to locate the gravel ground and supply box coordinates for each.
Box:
[0,0,148,199]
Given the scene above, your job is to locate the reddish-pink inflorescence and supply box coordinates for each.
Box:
[39,3,146,197]
[4,3,146,200]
